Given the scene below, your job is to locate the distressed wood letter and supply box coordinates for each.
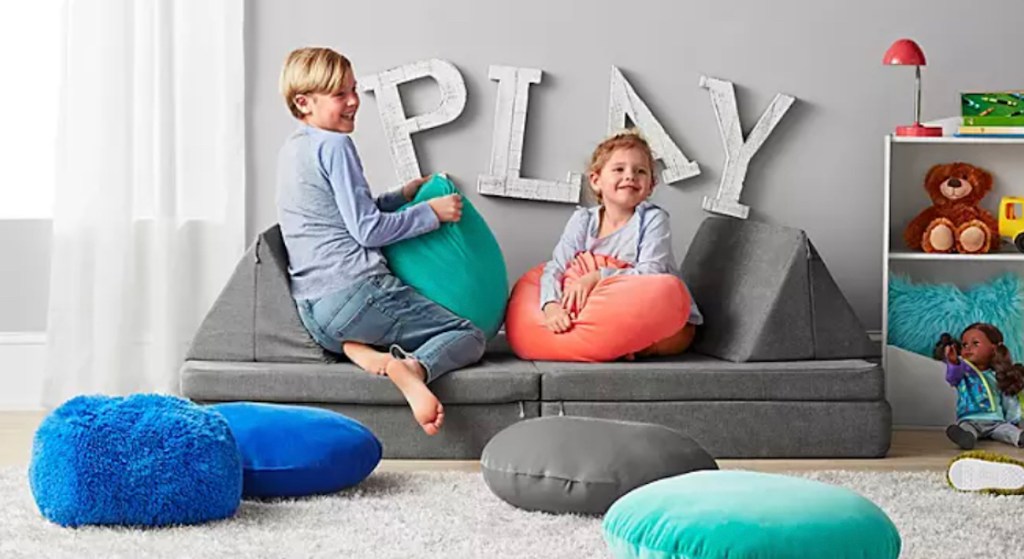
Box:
[608,66,700,184]
[361,59,467,184]
[477,66,582,203]
[700,76,795,219]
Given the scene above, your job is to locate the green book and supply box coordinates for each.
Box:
[963,115,1024,126]
[961,92,1024,118]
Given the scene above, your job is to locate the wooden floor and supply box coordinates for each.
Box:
[3,411,1022,472]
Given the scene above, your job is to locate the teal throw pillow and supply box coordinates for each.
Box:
[888,273,1024,361]
[603,470,900,559]
[383,174,508,338]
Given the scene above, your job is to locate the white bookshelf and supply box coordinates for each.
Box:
[889,247,1024,262]
[882,134,1024,427]
[890,136,1024,145]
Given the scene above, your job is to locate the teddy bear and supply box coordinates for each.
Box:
[903,162,1000,254]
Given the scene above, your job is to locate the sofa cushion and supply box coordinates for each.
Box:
[541,401,891,458]
[181,353,540,405]
[681,216,873,362]
[211,402,381,498]
[481,416,717,514]
[383,174,509,339]
[506,256,691,361]
[536,355,884,401]
[187,225,336,364]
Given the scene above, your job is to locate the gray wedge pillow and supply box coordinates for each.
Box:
[481,416,717,515]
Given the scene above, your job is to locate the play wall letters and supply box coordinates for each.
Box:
[360,59,795,218]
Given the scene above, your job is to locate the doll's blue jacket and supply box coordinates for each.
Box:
[946,360,1004,422]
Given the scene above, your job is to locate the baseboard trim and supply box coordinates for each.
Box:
[0,332,46,346]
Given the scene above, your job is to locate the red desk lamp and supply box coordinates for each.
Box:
[883,39,943,137]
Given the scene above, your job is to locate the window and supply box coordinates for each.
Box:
[0,2,62,218]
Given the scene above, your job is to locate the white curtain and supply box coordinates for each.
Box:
[43,0,246,407]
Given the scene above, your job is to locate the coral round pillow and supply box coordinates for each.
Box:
[506,254,691,361]
[603,471,901,559]
[211,402,382,498]
[29,394,242,527]
[383,174,508,338]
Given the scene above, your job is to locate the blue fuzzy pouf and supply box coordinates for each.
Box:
[29,394,243,527]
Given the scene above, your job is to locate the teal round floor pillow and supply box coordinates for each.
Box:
[382,174,508,338]
[211,402,381,498]
[603,470,901,559]
[29,394,242,527]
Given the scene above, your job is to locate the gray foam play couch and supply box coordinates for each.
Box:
[181,216,891,459]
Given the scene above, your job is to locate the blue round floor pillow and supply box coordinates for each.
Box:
[29,394,242,527]
[211,402,382,498]
[603,470,901,559]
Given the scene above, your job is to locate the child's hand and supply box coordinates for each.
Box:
[402,176,430,201]
[945,344,960,364]
[542,302,572,333]
[428,194,463,223]
[561,271,600,317]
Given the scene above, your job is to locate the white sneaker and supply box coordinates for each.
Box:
[947,451,1024,494]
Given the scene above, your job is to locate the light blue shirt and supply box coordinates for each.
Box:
[276,125,439,300]
[539,202,703,325]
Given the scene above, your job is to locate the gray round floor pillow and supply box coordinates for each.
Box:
[481,416,717,515]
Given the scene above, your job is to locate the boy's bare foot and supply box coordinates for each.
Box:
[342,342,391,375]
[385,357,445,435]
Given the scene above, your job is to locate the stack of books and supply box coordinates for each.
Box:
[958,91,1024,137]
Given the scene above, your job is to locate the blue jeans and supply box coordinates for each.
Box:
[296,274,486,383]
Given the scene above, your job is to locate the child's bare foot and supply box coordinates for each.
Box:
[342,342,391,375]
[386,358,445,435]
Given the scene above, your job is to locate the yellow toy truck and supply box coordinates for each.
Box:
[1000,196,1024,252]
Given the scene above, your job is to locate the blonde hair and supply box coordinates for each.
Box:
[586,129,657,204]
[279,47,352,119]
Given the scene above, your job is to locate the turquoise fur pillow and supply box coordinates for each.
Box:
[888,273,1024,361]
[383,174,508,339]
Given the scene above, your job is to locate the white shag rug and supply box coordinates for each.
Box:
[1,467,1022,558]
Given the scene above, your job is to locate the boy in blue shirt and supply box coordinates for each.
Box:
[276,47,485,435]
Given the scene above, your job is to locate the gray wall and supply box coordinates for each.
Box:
[4,0,1019,333]
[246,0,1022,330]
[0,221,50,331]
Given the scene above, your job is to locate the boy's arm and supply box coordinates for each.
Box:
[323,137,439,247]
[539,209,588,309]
[375,189,409,213]
[946,361,969,386]
[600,208,675,279]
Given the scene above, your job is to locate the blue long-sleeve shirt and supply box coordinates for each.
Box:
[539,202,703,325]
[276,125,439,300]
